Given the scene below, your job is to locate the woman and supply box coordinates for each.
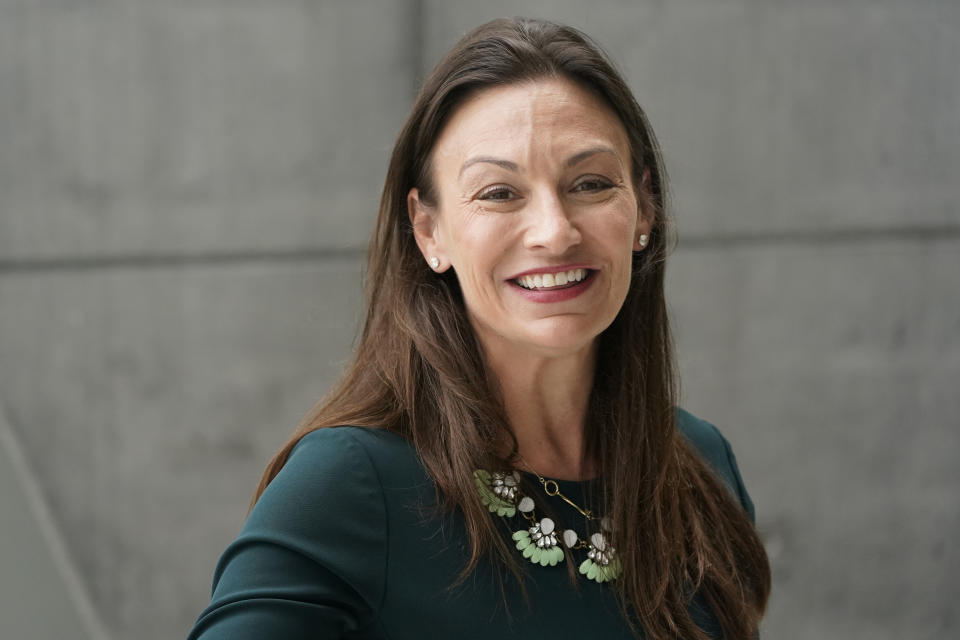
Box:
[189,17,770,640]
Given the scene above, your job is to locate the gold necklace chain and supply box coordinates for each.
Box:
[516,454,597,520]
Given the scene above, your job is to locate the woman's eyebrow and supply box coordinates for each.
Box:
[459,156,520,178]
[565,146,621,168]
[458,146,620,178]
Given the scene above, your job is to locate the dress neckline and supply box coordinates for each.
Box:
[518,469,601,493]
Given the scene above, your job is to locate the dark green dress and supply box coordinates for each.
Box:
[188,409,755,639]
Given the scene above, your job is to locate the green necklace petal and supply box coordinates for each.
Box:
[473,469,519,517]
[578,532,623,582]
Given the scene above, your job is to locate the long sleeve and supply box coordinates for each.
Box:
[187,428,388,639]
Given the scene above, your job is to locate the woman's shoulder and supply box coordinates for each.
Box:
[281,426,427,492]
[246,426,409,535]
[675,407,756,521]
[675,408,732,470]
[291,425,411,462]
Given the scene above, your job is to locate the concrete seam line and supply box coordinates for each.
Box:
[0,246,367,274]
[0,406,111,640]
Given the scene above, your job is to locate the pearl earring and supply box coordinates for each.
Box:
[638,234,649,248]
[429,257,440,270]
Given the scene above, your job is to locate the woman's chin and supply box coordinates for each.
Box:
[482,323,604,361]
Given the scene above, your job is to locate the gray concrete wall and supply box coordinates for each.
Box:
[1,1,957,638]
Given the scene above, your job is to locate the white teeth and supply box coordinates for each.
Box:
[515,269,588,290]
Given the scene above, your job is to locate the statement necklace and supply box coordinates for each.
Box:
[473,464,622,583]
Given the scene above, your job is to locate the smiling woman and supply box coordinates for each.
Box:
[188,17,770,640]
[409,80,644,367]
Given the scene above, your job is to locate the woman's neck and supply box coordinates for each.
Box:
[482,340,597,481]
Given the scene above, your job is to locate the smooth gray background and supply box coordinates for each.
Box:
[1,1,957,639]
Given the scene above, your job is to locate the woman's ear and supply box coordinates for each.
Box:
[408,188,447,271]
[634,168,654,250]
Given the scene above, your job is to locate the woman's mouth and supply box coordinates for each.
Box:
[513,268,590,290]
[509,268,596,302]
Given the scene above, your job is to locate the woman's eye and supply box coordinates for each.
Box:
[572,178,613,193]
[478,186,515,201]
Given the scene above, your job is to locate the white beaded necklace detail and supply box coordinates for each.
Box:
[473,468,622,583]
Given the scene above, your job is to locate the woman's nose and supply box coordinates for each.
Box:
[522,193,582,253]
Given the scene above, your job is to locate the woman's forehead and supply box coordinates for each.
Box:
[432,78,631,172]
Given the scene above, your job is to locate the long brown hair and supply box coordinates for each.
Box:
[254,17,769,639]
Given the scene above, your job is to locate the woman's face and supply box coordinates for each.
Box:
[409,78,651,360]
